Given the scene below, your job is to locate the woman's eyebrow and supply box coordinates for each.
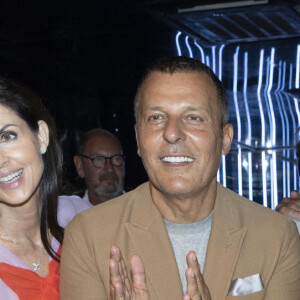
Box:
[0,124,16,135]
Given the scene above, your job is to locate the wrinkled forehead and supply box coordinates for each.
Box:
[138,71,218,108]
[141,69,216,93]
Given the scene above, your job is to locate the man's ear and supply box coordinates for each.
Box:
[74,155,85,178]
[37,120,49,152]
[222,124,234,155]
[134,124,141,157]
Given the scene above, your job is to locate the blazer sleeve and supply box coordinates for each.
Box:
[60,214,108,300]
[264,222,300,299]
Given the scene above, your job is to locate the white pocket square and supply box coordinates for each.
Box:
[228,273,264,296]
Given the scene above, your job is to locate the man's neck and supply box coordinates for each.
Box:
[149,181,217,224]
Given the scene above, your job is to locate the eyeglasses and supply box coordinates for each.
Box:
[79,154,125,168]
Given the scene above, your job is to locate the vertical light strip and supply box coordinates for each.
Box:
[175,31,182,56]
[267,48,277,209]
[185,36,193,58]
[218,44,225,81]
[268,48,278,209]
[294,45,300,189]
[280,62,289,197]
[264,54,273,207]
[266,48,276,143]
[263,55,272,208]
[214,48,219,183]
[243,51,253,200]
[288,63,297,192]
[296,45,300,89]
[221,148,226,186]
[217,168,220,183]
[257,49,267,206]
[211,46,216,73]
[294,45,300,126]
[233,46,243,195]
[218,44,227,187]
[275,61,287,198]
[194,41,205,63]
[280,62,290,198]
[205,55,210,67]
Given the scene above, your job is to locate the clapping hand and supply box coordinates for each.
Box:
[109,246,211,300]
[183,251,211,300]
[109,245,150,300]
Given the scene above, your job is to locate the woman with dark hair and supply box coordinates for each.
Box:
[0,77,91,299]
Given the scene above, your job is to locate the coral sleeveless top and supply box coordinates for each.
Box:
[0,247,61,300]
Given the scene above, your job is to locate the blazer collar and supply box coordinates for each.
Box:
[203,183,247,300]
[126,182,184,300]
[126,182,247,300]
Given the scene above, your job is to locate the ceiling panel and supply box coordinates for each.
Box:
[160,3,300,45]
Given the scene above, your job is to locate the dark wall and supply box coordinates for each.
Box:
[0,1,177,191]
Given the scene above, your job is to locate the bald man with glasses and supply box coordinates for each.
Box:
[74,128,125,206]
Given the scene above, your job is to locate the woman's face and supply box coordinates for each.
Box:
[0,104,49,206]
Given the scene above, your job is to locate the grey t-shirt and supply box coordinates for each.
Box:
[164,211,213,293]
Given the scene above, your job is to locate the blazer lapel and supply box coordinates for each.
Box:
[203,184,247,300]
[126,183,183,300]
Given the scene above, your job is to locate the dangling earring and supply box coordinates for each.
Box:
[40,147,46,154]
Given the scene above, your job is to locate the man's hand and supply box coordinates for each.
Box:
[109,245,150,300]
[110,246,211,300]
[276,191,300,220]
[183,251,211,300]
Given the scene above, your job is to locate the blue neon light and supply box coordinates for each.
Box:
[288,63,297,191]
[175,31,182,56]
[233,46,243,195]
[266,48,278,208]
[275,61,287,198]
[194,41,205,63]
[173,31,299,206]
[185,36,193,58]
[294,45,300,126]
[257,49,268,206]
[218,44,225,80]
[212,46,216,73]
[243,51,253,200]
[205,55,210,67]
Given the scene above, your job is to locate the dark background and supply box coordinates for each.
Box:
[0,0,299,193]
[0,0,176,190]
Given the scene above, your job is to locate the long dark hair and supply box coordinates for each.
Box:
[0,77,63,261]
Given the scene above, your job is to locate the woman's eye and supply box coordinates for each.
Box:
[1,131,17,142]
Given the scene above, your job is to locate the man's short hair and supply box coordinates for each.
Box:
[134,56,228,127]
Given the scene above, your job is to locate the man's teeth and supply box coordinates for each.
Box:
[162,156,194,163]
[0,169,23,184]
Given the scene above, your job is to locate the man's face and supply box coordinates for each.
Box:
[135,71,233,199]
[79,135,125,200]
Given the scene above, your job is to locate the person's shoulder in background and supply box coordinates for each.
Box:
[57,195,93,228]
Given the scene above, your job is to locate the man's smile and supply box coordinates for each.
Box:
[161,156,194,163]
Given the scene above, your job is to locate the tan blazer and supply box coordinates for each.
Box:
[60,182,300,299]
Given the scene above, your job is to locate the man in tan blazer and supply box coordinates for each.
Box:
[60,56,300,299]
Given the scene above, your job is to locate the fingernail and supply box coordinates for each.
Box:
[193,254,196,261]
[191,270,195,277]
